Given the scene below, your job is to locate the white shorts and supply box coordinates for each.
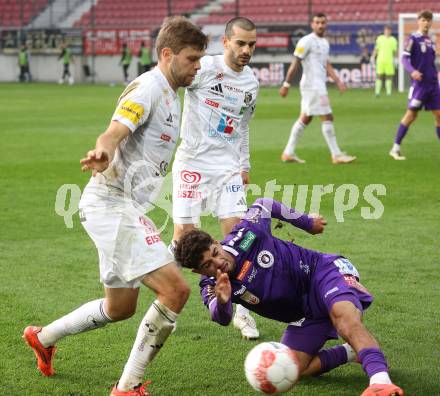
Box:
[172,161,247,224]
[301,89,332,116]
[79,194,173,288]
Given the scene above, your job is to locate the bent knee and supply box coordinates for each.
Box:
[105,305,136,321]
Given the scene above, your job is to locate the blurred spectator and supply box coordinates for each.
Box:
[138,41,152,76]
[360,47,372,88]
[120,43,132,84]
[58,43,74,85]
[18,43,31,82]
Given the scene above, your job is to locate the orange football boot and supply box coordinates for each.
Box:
[23,326,56,376]
[361,383,404,396]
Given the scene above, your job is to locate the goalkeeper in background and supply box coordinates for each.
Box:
[372,25,398,96]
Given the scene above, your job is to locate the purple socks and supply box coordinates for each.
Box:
[395,123,409,145]
[318,345,348,374]
[358,348,388,377]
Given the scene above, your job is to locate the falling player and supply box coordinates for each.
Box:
[389,10,440,160]
[175,198,404,396]
[170,17,260,340]
[279,13,356,164]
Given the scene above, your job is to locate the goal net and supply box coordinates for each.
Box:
[398,13,440,92]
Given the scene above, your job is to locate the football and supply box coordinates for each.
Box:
[244,342,300,394]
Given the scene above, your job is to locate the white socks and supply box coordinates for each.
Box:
[284,120,306,156]
[236,304,251,317]
[392,143,400,152]
[370,371,392,385]
[38,299,113,347]
[117,300,178,391]
[321,121,342,157]
[342,343,357,362]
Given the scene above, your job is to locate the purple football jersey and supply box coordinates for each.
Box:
[200,199,342,323]
[403,32,438,86]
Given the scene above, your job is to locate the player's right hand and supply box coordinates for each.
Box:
[411,70,423,81]
[80,149,111,176]
[215,269,232,304]
[279,86,289,97]
[308,214,327,234]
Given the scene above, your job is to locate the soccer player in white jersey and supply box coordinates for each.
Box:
[279,13,356,165]
[23,17,208,396]
[171,17,260,339]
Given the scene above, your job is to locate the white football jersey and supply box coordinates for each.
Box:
[81,67,180,210]
[294,33,329,91]
[175,55,259,171]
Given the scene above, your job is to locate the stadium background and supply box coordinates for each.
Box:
[1,1,440,395]
[1,0,439,86]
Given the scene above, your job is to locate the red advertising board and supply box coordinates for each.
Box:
[83,29,151,55]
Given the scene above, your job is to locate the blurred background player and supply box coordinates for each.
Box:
[138,41,152,76]
[58,43,74,85]
[279,13,356,165]
[360,47,371,88]
[120,43,132,84]
[23,16,207,396]
[175,198,404,396]
[170,17,260,340]
[389,10,440,160]
[372,25,398,97]
[18,43,31,82]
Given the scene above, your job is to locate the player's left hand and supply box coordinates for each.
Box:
[308,213,327,234]
[337,81,346,93]
[241,171,250,186]
[215,269,232,304]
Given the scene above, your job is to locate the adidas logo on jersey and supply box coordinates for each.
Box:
[236,197,247,207]
[209,83,224,96]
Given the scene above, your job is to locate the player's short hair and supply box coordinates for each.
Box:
[174,230,214,269]
[384,24,392,30]
[225,17,256,38]
[312,12,327,20]
[418,10,433,20]
[156,16,208,59]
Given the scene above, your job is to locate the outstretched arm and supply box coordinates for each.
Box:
[200,271,233,326]
[79,120,130,176]
[252,197,327,234]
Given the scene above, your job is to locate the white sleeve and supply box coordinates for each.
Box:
[239,100,256,172]
[294,36,310,60]
[112,80,152,132]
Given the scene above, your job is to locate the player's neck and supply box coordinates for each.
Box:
[417,29,429,36]
[157,63,178,92]
[223,54,244,73]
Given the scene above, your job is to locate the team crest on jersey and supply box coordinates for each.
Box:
[257,250,274,268]
[215,71,224,80]
[240,291,260,305]
[244,92,253,105]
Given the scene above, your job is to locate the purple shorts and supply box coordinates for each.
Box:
[408,83,440,111]
[280,258,373,355]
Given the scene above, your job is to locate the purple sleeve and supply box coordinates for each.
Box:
[200,276,233,326]
[252,198,313,232]
[402,54,415,74]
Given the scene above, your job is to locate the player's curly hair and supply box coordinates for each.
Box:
[174,230,214,269]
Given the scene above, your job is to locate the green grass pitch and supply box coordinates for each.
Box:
[1,83,439,395]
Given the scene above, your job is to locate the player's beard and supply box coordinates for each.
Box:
[230,51,251,70]
[169,61,194,88]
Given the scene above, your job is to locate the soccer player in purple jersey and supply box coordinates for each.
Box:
[390,10,440,160]
[175,198,404,396]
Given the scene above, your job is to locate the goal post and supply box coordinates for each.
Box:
[398,13,440,92]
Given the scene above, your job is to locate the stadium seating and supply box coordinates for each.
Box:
[73,0,208,30]
[0,0,49,27]
[196,0,439,25]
